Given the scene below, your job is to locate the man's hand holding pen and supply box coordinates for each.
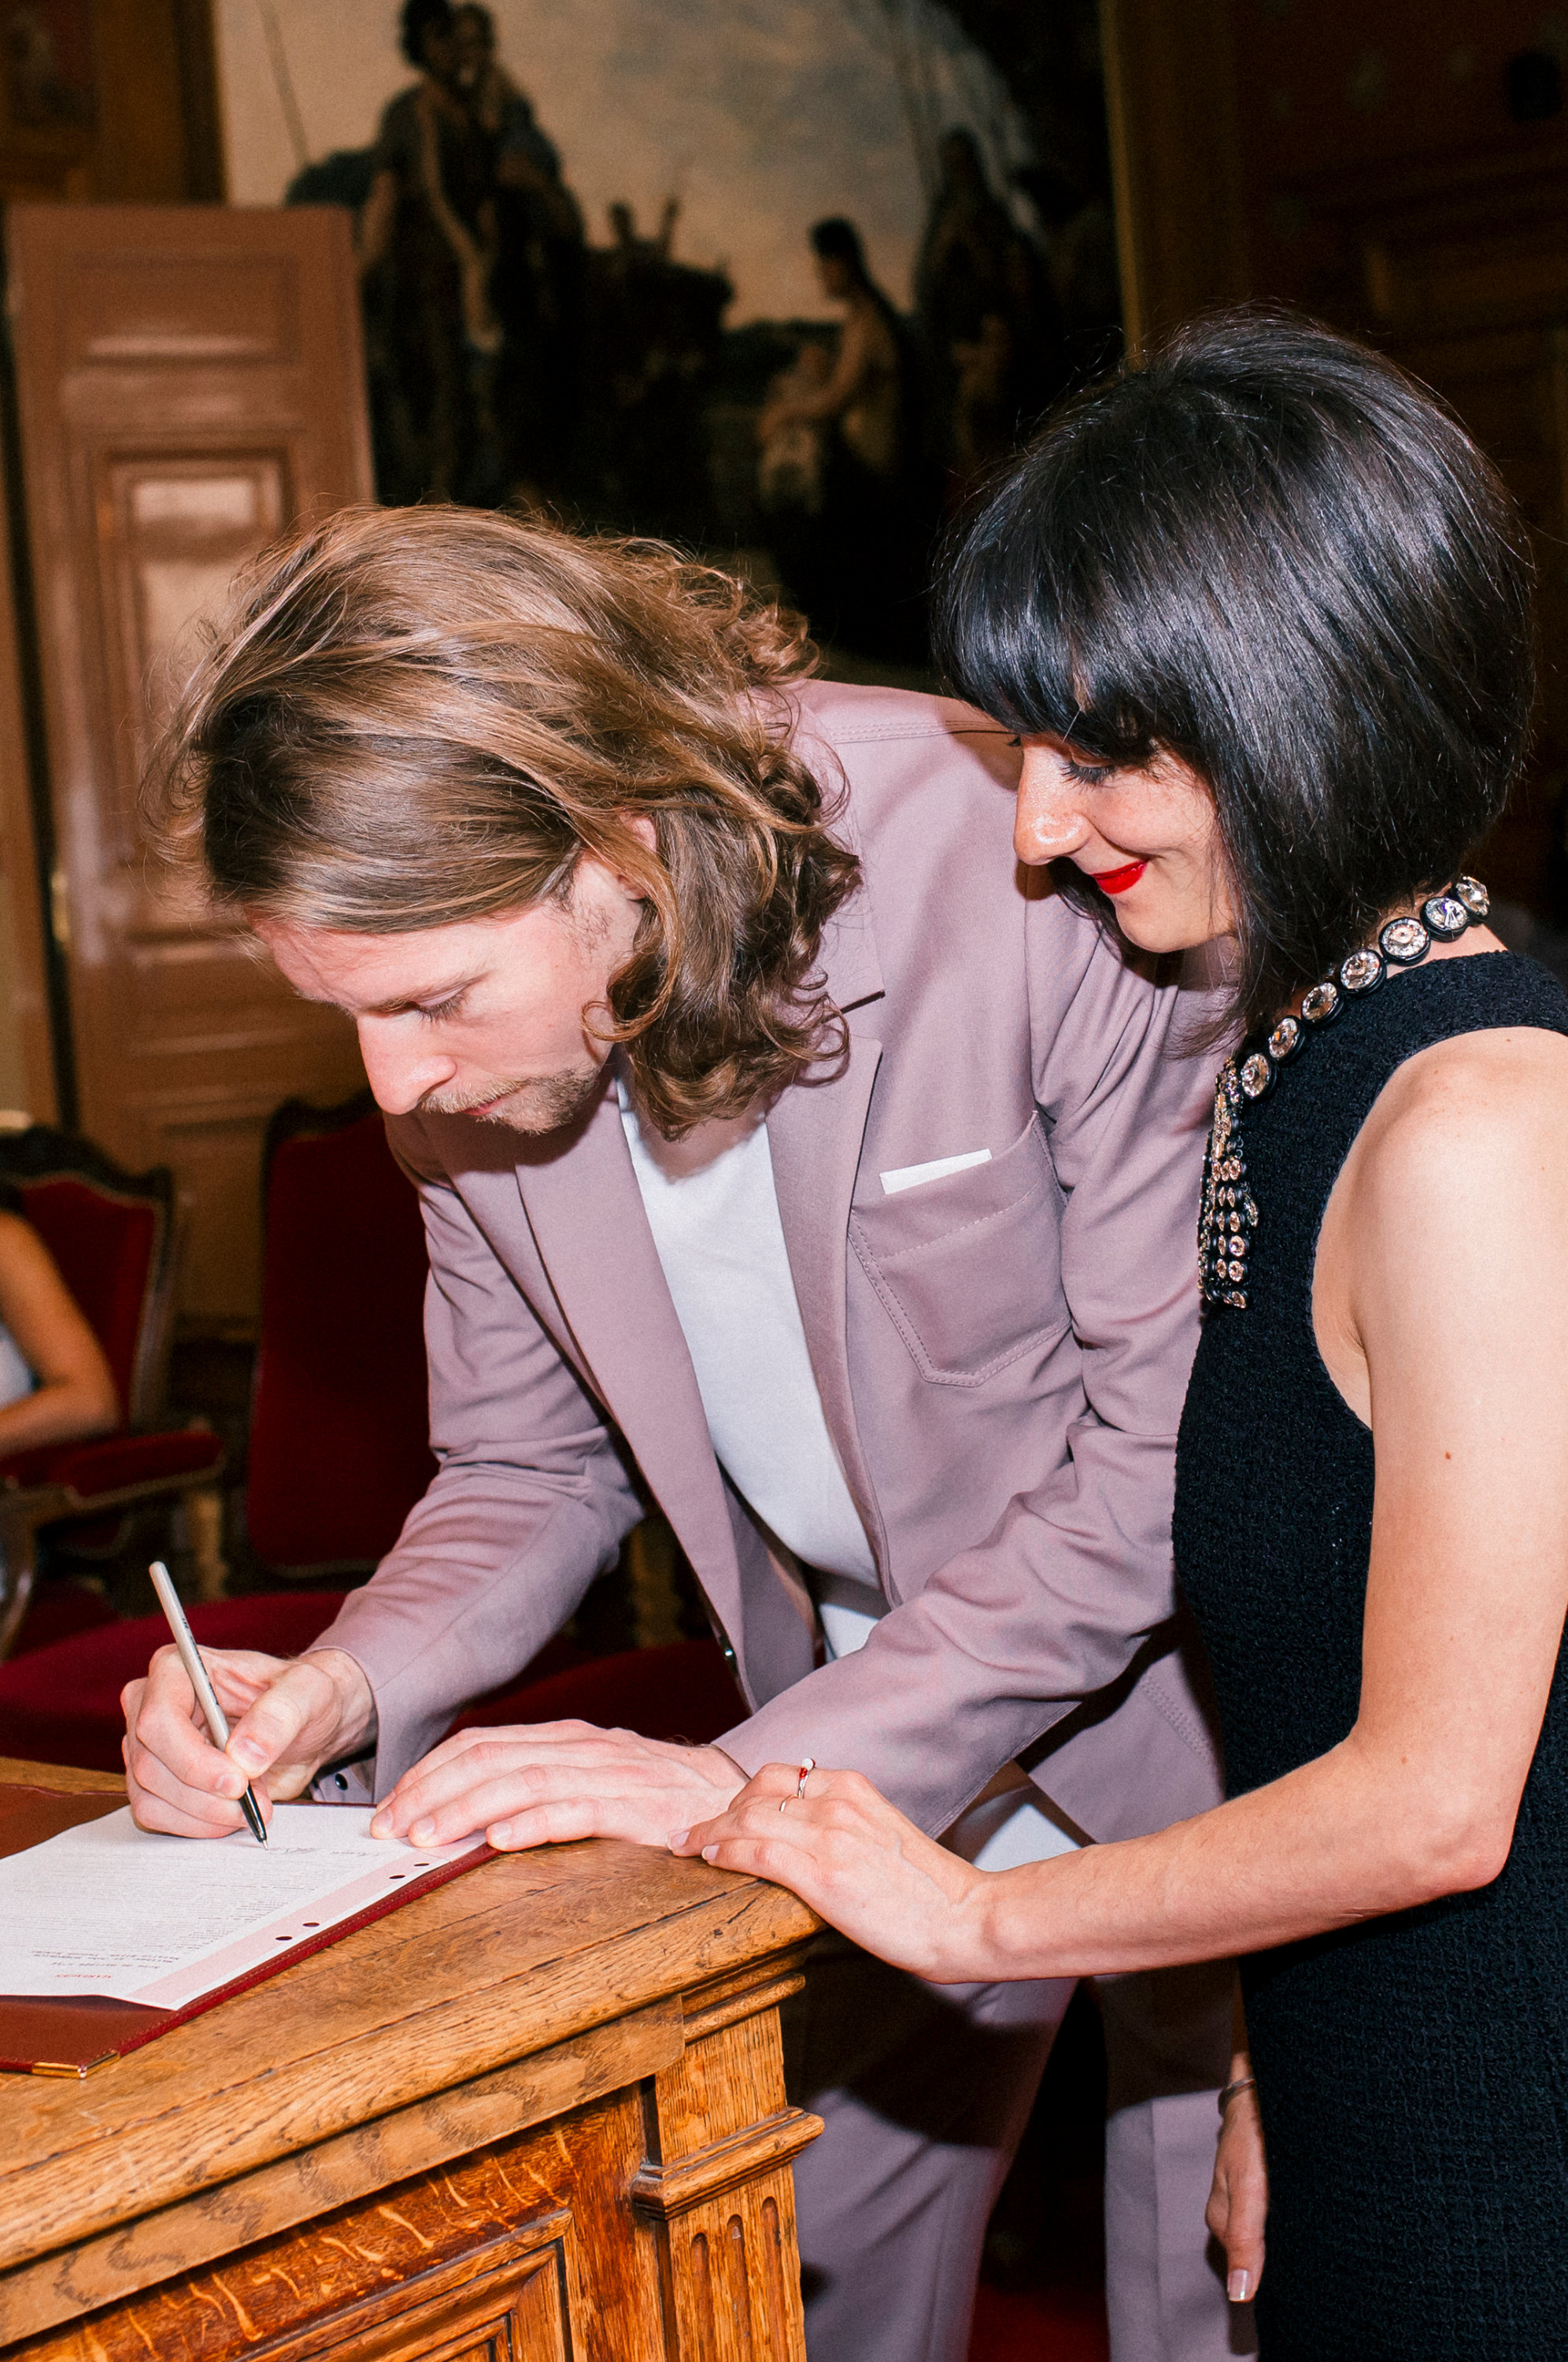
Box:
[122,1644,376,1839]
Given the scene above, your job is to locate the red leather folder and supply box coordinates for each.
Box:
[0,1779,494,2077]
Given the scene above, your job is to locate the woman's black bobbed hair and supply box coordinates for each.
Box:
[936,306,1536,1038]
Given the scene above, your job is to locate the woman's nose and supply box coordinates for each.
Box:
[1014,750,1092,866]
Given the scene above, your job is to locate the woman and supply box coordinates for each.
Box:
[0,1190,116,1453]
[676,311,1568,2356]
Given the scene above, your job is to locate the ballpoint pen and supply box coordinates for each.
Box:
[148,1559,268,1846]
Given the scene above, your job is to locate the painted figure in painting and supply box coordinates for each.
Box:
[758,217,929,662]
[358,0,583,508]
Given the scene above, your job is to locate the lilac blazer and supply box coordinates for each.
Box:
[316,681,1226,1843]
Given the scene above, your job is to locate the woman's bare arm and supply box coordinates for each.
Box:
[0,1212,119,1453]
[677,1030,1568,1983]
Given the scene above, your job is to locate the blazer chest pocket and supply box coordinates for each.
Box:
[849,1113,1067,1386]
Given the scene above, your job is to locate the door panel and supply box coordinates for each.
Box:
[6,204,372,1327]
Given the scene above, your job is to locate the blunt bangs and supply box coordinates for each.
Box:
[937,447,1165,770]
[935,309,1536,1038]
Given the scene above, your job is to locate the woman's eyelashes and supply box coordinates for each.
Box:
[1060,753,1112,787]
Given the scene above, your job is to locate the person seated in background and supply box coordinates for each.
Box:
[0,1189,116,1454]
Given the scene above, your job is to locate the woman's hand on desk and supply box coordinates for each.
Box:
[369,1723,746,1851]
[122,1645,375,1836]
[671,1763,989,1982]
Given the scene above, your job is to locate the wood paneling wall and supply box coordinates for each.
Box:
[0,0,222,208]
[1101,0,1568,920]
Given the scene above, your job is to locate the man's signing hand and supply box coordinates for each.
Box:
[123,1643,375,1838]
[369,1720,747,1850]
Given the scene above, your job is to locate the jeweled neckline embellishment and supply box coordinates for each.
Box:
[1197,876,1489,1308]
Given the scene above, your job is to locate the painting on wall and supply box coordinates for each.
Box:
[218,0,1119,667]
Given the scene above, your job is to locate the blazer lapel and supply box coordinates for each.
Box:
[766,883,892,1590]
[510,1078,745,1633]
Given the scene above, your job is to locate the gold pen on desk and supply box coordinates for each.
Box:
[148,1559,268,1846]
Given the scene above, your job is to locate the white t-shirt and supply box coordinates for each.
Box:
[618,1076,880,1660]
[618,1075,1078,1871]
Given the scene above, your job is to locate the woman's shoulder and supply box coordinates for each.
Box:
[1352,1016,1568,1235]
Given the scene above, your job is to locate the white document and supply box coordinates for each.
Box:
[0,1805,483,2008]
[879,1148,992,1196]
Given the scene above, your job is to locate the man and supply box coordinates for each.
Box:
[128,507,1237,2362]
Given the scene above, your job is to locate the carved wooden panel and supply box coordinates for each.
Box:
[5,204,373,1326]
[1243,154,1568,913]
[634,1971,819,2362]
[0,1981,818,2362]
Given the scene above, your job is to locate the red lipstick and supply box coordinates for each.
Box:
[1093,860,1148,895]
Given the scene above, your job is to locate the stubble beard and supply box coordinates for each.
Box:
[418,1061,605,1135]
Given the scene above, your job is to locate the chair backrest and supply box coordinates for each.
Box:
[247,1094,436,1569]
[0,1127,175,1426]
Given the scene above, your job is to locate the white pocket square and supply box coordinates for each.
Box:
[879,1149,992,1197]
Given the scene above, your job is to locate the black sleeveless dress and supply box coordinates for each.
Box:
[1174,954,1568,2359]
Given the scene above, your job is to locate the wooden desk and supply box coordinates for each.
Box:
[0,1759,822,2362]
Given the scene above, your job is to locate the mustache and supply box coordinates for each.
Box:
[416,1080,531,1116]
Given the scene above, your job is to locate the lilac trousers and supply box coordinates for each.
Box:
[786,1940,1255,2362]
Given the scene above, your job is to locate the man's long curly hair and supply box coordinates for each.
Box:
[146,506,861,1135]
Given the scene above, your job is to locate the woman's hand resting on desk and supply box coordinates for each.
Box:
[671,1761,993,1983]
[122,1645,375,1837]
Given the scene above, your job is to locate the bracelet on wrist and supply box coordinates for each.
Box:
[1219,2075,1258,2116]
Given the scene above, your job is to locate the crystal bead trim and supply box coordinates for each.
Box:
[1379,916,1429,964]
[1339,947,1384,994]
[1197,880,1485,1312]
[1197,1060,1257,1309]
[1422,894,1468,939]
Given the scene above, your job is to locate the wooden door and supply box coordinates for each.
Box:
[5,204,373,1327]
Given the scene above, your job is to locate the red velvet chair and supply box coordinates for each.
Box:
[0,1593,352,1773]
[246,1094,436,1574]
[0,1127,225,1659]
